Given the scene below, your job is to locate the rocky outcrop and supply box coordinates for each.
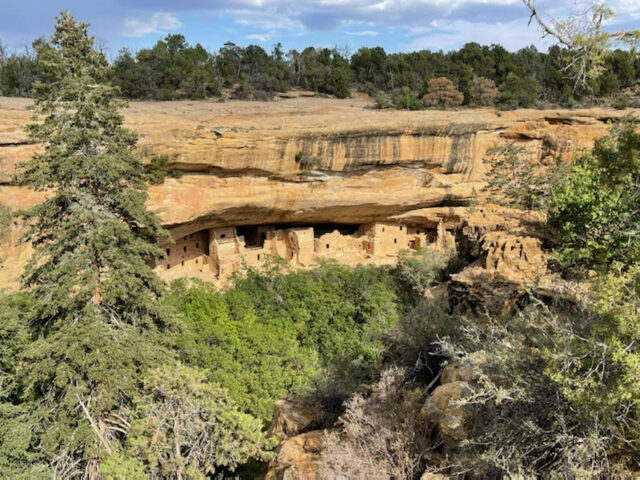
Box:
[262,396,326,480]
[449,205,551,315]
[260,202,556,479]
[1,95,636,289]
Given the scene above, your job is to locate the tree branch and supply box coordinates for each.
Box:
[76,395,113,454]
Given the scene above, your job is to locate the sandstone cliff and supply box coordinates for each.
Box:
[0,94,636,289]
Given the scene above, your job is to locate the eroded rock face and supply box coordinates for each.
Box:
[450,206,551,315]
[1,95,635,289]
[262,396,326,480]
[267,395,323,442]
[263,431,324,480]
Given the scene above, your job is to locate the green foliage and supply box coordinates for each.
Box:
[144,155,171,184]
[612,93,631,110]
[8,12,176,475]
[391,87,423,110]
[5,34,640,104]
[170,262,403,422]
[373,91,393,109]
[541,268,640,468]
[391,248,448,307]
[0,42,39,96]
[0,202,10,263]
[294,150,322,170]
[498,72,541,109]
[484,143,562,210]
[548,117,640,271]
[387,295,635,476]
[166,278,317,423]
[111,36,220,100]
[102,364,273,479]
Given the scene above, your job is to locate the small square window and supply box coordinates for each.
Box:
[400,226,403,230]
[220,234,226,239]
[166,264,170,269]
[326,244,330,249]
[195,259,199,264]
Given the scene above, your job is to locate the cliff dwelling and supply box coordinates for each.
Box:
[155,222,444,283]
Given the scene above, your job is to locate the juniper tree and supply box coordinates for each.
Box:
[13,12,175,477]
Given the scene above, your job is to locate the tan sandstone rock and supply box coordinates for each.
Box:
[1,95,635,290]
[262,430,324,480]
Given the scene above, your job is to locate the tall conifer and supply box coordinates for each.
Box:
[16,12,174,476]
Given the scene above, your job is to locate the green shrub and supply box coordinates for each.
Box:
[294,151,322,170]
[548,116,640,271]
[391,248,448,307]
[168,262,403,422]
[102,364,273,479]
[498,72,541,109]
[391,87,423,110]
[612,93,630,110]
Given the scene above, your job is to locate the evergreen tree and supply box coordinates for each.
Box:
[13,12,175,476]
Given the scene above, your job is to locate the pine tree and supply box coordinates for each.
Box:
[14,12,175,477]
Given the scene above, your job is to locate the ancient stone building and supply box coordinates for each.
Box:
[153,222,440,284]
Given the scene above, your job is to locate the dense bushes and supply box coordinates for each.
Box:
[2,36,639,106]
[548,116,640,271]
[167,260,413,422]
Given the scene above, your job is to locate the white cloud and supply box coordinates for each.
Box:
[121,11,182,37]
[246,33,272,42]
[408,18,554,51]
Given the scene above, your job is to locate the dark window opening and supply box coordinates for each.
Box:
[400,226,403,230]
[220,234,226,239]
[257,254,261,261]
[195,259,198,264]
[291,251,295,259]
[166,248,170,256]
[310,223,359,238]
[196,243,199,249]
[326,244,330,249]
[183,246,187,253]
[382,227,385,232]
[181,260,184,266]
[236,226,265,248]
[166,264,170,269]
[394,238,397,244]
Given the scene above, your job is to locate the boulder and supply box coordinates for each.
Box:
[262,430,324,480]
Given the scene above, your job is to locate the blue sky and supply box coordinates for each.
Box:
[0,0,638,58]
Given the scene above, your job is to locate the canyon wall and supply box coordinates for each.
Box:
[0,94,635,289]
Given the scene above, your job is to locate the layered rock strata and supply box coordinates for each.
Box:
[1,94,636,289]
